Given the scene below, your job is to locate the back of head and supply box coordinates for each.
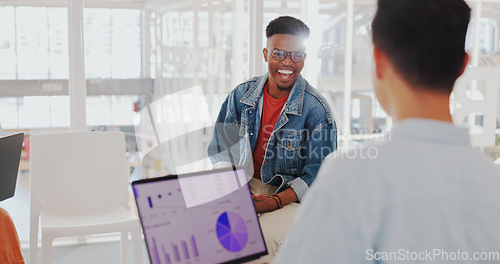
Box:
[266,16,310,39]
[372,0,471,93]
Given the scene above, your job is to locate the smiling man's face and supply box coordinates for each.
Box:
[263,34,306,97]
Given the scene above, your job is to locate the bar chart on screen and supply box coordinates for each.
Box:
[133,169,268,264]
[151,235,201,264]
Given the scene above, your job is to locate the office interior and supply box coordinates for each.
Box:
[0,0,499,262]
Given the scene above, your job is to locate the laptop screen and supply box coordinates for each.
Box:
[0,133,24,202]
[132,168,268,264]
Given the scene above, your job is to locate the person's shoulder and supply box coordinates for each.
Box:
[301,81,334,124]
[319,141,391,179]
[236,75,260,88]
[231,75,262,95]
[331,143,385,163]
[303,83,329,107]
[224,76,262,105]
[312,144,389,202]
[463,146,500,179]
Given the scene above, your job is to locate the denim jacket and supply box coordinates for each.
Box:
[207,73,337,201]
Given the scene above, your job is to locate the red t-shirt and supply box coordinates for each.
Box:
[252,82,288,180]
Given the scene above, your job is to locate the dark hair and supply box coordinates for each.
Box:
[266,16,310,39]
[372,0,471,92]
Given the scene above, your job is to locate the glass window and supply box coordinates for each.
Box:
[111,95,139,126]
[18,96,51,128]
[48,8,69,79]
[16,7,50,80]
[0,7,70,130]
[0,6,68,80]
[0,98,17,128]
[50,96,70,127]
[87,96,113,126]
[84,8,141,79]
[85,9,113,78]
[110,10,141,78]
[0,7,16,79]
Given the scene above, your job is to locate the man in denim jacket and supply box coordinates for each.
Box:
[207,16,337,255]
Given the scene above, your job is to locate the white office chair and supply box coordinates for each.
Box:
[29,131,144,264]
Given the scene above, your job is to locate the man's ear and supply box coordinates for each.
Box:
[459,52,469,77]
[263,48,268,63]
[373,47,385,80]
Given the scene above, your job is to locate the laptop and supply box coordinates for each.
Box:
[132,167,268,264]
[0,133,24,202]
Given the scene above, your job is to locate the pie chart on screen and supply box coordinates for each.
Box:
[216,211,248,252]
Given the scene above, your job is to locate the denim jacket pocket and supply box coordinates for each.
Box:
[275,130,305,175]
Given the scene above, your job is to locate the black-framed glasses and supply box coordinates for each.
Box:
[267,48,306,63]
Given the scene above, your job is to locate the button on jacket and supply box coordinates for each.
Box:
[207,73,337,201]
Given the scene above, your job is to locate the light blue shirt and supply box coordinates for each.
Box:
[274,119,500,263]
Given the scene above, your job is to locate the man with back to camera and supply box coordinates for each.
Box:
[207,16,337,255]
[274,0,500,263]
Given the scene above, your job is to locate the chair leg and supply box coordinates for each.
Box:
[30,214,39,264]
[41,234,54,264]
[30,229,38,264]
[131,225,144,264]
[121,231,129,264]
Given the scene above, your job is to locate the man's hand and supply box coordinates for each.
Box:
[252,194,278,214]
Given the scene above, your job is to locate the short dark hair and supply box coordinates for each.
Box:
[372,0,471,92]
[266,16,310,39]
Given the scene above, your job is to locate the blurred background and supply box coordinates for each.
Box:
[0,0,499,245]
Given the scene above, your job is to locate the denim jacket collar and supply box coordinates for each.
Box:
[239,72,305,117]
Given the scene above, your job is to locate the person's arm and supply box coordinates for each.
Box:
[276,121,338,201]
[296,121,337,196]
[253,122,337,213]
[252,187,297,213]
[207,92,241,166]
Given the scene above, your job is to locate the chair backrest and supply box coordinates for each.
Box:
[30,132,129,212]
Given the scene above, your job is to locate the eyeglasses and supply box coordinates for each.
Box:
[267,48,306,63]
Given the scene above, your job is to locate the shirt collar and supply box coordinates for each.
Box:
[240,72,305,116]
[391,118,470,145]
